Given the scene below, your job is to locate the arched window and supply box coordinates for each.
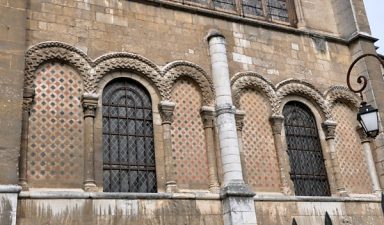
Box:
[283,101,330,196]
[102,79,156,193]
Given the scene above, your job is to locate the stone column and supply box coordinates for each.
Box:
[82,94,98,192]
[270,115,294,195]
[357,126,382,194]
[235,110,248,184]
[207,29,256,225]
[201,106,220,192]
[159,101,177,193]
[322,121,348,196]
[18,88,35,191]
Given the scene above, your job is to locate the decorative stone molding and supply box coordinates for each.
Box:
[231,72,277,110]
[269,115,285,135]
[163,61,215,106]
[275,79,331,120]
[24,42,92,92]
[159,101,176,124]
[324,85,361,110]
[322,120,337,140]
[82,94,98,118]
[216,103,236,116]
[93,52,164,96]
[201,106,215,128]
[234,110,246,131]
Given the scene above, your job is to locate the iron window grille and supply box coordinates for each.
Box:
[283,101,331,196]
[102,79,157,193]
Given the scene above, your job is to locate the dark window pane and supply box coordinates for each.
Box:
[283,101,330,196]
[102,79,156,193]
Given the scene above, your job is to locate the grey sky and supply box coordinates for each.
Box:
[364,0,384,54]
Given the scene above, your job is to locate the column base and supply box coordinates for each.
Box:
[336,188,349,197]
[166,181,178,193]
[209,184,220,193]
[83,181,98,192]
[18,180,29,191]
[221,182,257,225]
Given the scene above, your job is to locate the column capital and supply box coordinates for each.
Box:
[270,115,285,135]
[235,110,246,131]
[201,106,215,128]
[22,88,35,113]
[82,94,98,118]
[159,101,176,124]
[206,28,225,42]
[322,120,337,140]
[356,126,370,143]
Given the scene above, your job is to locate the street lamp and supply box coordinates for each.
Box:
[346,53,384,138]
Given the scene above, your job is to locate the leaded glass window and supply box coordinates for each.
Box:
[102,79,156,193]
[283,101,331,196]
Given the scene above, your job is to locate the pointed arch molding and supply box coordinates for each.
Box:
[324,86,360,110]
[24,42,214,104]
[231,72,277,109]
[163,61,214,106]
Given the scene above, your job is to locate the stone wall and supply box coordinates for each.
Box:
[17,193,223,225]
[0,0,27,185]
[255,197,384,225]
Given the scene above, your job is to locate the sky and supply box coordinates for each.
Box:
[364,0,384,55]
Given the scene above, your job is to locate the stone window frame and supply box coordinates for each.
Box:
[279,96,337,196]
[94,72,166,192]
[171,0,298,26]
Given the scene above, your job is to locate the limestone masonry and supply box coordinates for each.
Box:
[0,0,384,225]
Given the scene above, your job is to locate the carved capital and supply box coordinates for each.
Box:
[22,98,34,113]
[356,126,370,143]
[159,101,176,125]
[201,106,215,128]
[235,110,246,131]
[82,94,98,118]
[322,120,337,140]
[270,115,285,135]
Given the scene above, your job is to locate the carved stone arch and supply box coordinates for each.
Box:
[162,61,214,106]
[25,41,92,92]
[276,79,331,120]
[324,86,360,110]
[230,72,277,109]
[93,53,163,97]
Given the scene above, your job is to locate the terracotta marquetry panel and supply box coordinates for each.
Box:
[240,90,281,192]
[333,102,372,194]
[171,79,209,189]
[28,62,84,188]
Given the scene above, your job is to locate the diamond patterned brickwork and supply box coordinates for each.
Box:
[27,62,84,188]
[333,102,372,194]
[240,90,281,192]
[171,79,209,190]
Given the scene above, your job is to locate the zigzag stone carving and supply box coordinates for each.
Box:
[324,85,360,109]
[24,42,215,105]
[162,61,214,106]
[25,41,92,92]
[275,79,332,120]
[231,72,277,109]
[93,52,163,96]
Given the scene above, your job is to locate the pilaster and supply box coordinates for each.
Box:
[82,94,98,192]
[322,120,348,196]
[159,101,177,193]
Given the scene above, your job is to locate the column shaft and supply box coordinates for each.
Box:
[357,127,382,193]
[270,115,293,195]
[159,101,177,192]
[82,95,98,191]
[18,88,35,190]
[201,106,220,192]
[322,121,348,196]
